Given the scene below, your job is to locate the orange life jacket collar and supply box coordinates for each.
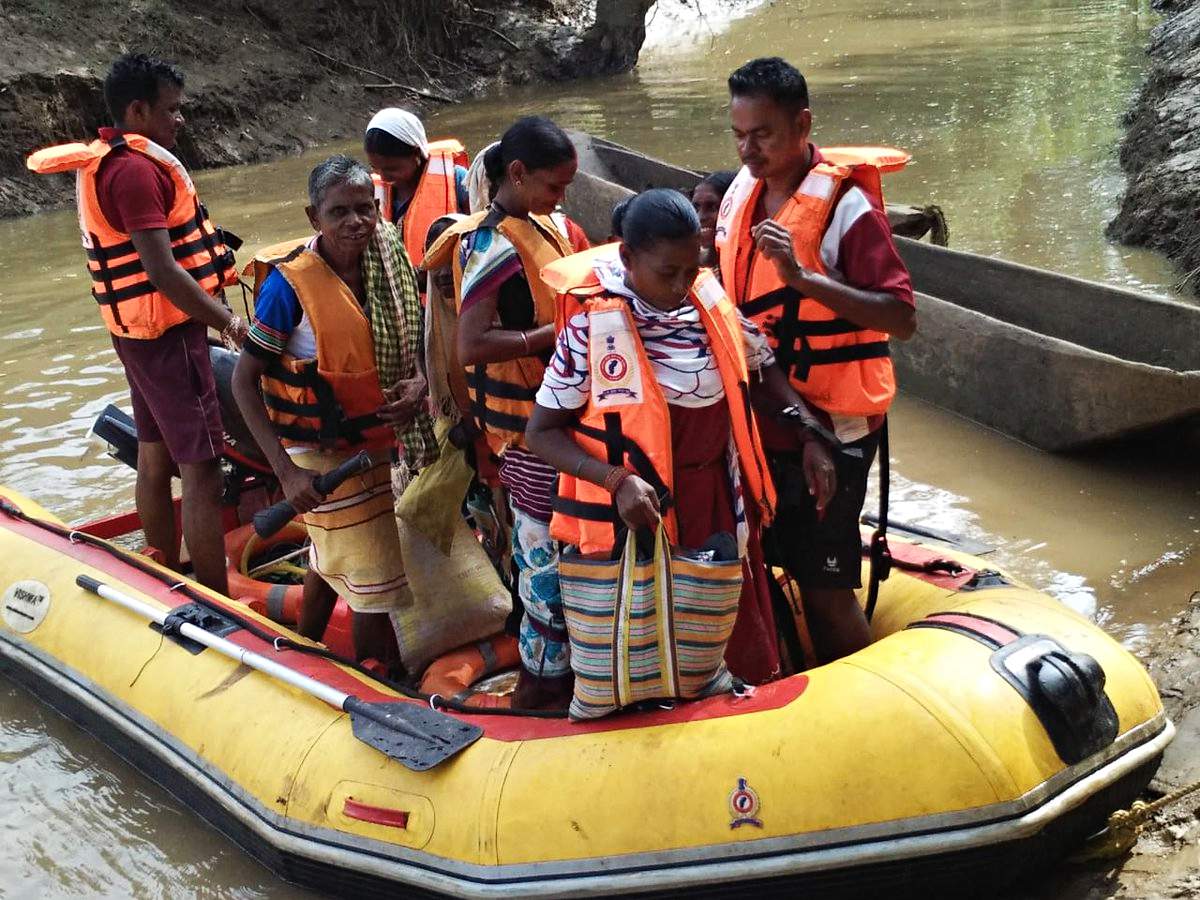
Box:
[26,131,239,340]
[373,138,468,268]
[715,145,906,417]
[257,244,394,452]
[541,249,776,555]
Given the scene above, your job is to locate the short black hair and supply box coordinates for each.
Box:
[364,127,422,159]
[728,57,809,113]
[104,53,184,124]
[612,188,699,252]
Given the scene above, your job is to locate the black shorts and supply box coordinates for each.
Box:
[762,430,881,590]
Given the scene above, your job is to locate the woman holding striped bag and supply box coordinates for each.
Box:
[527,190,837,718]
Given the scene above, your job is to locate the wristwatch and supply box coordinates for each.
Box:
[776,404,839,447]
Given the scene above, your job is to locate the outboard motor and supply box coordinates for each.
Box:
[90,345,269,474]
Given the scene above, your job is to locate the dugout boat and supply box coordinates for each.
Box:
[564,131,1200,451]
[0,478,1170,898]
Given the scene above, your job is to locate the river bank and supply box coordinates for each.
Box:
[0,0,657,219]
[1109,0,1200,297]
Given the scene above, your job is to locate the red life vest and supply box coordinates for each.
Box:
[26,133,239,340]
[372,138,468,268]
[540,246,776,556]
[715,146,908,417]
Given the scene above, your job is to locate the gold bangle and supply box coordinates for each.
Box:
[519,330,530,354]
[604,466,631,495]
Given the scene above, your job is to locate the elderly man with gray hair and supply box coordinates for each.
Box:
[233,154,435,671]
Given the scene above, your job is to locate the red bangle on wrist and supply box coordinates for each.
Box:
[604,466,632,495]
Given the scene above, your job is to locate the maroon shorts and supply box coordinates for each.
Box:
[112,319,223,464]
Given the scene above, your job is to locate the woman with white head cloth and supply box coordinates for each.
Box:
[364,107,470,266]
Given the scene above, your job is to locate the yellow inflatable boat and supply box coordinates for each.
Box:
[0,486,1169,898]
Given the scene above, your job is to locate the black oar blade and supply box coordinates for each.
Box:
[348,700,483,771]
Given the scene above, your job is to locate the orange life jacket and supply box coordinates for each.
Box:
[422,206,574,454]
[715,146,908,417]
[373,138,468,268]
[26,132,239,340]
[540,247,776,556]
[255,243,395,452]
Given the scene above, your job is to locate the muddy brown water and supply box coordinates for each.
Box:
[1,0,1197,895]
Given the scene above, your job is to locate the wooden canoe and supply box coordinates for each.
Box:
[565,130,948,245]
[893,239,1200,450]
[562,131,1200,451]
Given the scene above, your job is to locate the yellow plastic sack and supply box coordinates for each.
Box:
[389,417,511,673]
[395,417,475,555]
[388,514,512,675]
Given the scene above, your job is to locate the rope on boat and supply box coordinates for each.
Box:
[923,204,950,246]
[1073,777,1200,862]
[0,498,567,719]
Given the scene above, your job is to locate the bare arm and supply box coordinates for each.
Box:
[738,363,835,512]
[526,403,660,532]
[753,220,916,340]
[231,350,322,512]
[130,229,239,333]
[455,291,555,368]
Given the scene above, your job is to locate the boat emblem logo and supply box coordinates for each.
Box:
[729,777,762,829]
[2,579,51,634]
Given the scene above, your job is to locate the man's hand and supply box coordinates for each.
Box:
[615,474,661,532]
[378,376,427,426]
[279,460,324,514]
[802,439,837,515]
[752,220,811,287]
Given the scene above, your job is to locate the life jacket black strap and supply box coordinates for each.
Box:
[263,360,376,449]
[465,369,540,402]
[468,363,536,435]
[87,229,126,333]
[739,285,799,319]
[86,218,202,263]
[272,412,384,447]
[791,341,891,382]
[559,415,674,527]
[88,234,216,283]
[92,259,221,305]
[550,495,621,523]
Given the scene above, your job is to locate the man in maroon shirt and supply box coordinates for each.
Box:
[98,54,247,592]
[720,57,917,666]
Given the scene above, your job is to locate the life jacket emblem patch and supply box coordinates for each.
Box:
[729,777,763,829]
[589,308,642,408]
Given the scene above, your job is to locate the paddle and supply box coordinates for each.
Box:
[75,574,482,770]
[253,450,373,539]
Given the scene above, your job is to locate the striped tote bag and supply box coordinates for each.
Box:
[559,526,743,721]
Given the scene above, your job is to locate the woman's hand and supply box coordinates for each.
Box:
[615,474,661,532]
[279,460,324,514]
[802,439,837,515]
[378,376,427,426]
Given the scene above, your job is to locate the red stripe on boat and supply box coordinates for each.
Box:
[923,613,1020,646]
[0,512,810,744]
[343,797,409,829]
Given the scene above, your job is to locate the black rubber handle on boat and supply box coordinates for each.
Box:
[77,574,103,594]
[252,450,373,539]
